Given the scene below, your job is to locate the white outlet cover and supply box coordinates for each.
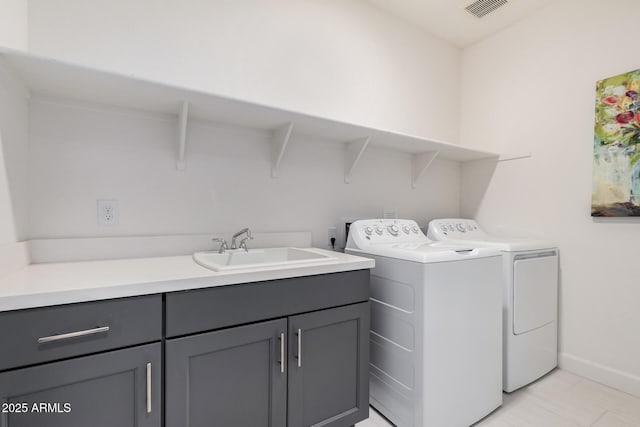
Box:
[97,199,119,226]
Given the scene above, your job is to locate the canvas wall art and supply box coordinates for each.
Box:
[592,68,640,216]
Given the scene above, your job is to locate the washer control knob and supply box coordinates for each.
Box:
[375,226,384,235]
[402,225,411,234]
[388,224,399,236]
[448,224,454,231]
[456,223,467,232]
[364,226,373,235]
[412,226,419,234]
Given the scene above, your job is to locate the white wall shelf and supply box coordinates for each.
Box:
[0,48,499,185]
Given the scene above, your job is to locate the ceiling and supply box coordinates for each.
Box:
[366,0,555,47]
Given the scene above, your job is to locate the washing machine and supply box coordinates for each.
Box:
[427,219,558,393]
[345,219,503,427]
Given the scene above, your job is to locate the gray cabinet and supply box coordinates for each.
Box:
[165,319,287,427]
[0,342,161,427]
[288,303,369,427]
[0,270,370,427]
[165,302,369,427]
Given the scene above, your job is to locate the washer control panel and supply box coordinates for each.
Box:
[427,218,485,240]
[347,219,426,245]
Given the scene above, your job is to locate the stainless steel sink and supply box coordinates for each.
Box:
[193,247,337,272]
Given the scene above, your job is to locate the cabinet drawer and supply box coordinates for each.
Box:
[166,270,370,337]
[0,295,162,371]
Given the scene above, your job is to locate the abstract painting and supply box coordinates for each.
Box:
[592,68,640,216]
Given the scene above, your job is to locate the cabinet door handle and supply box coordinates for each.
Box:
[146,362,152,414]
[297,329,302,368]
[279,332,286,374]
[37,326,110,344]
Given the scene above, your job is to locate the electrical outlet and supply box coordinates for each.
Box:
[97,199,119,225]
[328,227,337,249]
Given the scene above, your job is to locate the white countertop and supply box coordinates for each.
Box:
[0,248,374,312]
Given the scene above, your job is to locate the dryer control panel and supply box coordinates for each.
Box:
[427,218,487,240]
[346,219,427,248]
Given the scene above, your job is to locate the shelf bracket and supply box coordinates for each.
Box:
[344,136,371,184]
[411,151,439,189]
[177,101,189,170]
[499,152,532,162]
[271,122,294,178]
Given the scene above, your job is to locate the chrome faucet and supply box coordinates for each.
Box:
[231,228,253,250]
[212,237,229,254]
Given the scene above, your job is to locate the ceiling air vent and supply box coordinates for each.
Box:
[464,0,509,18]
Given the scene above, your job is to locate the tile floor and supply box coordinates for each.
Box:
[356,369,640,427]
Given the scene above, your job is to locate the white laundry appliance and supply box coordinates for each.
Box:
[427,219,558,393]
[345,219,503,427]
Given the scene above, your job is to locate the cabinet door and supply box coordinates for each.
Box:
[165,318,287,427]
[0,342,160,427]
[288,303,370,427]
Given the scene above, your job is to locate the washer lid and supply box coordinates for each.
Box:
[347,244,501,263]
[427,218,556,251]
[434,237,556,252]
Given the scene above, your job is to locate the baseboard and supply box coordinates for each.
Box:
[559,352,640,398]
[0,241,30,278]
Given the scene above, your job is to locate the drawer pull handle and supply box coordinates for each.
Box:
[279,332,286,374]
[146,362,152,414]
[297,329,302,368]
[37,326,110,344]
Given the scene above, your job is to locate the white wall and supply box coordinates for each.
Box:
[0,88,17,246]
[28,97,460,246]
[28,0,460,143]
[0,0,28,50]
[23,0,463,247]
[0,0,30,276]
[0,60,29,246]
[461,0,640,395]
[0,0,28,248]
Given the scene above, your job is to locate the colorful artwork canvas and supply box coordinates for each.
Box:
[592,68,640,216]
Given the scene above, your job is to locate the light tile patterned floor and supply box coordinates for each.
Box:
[355,369,640,427]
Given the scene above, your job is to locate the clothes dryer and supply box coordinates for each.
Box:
[427,219,558,392]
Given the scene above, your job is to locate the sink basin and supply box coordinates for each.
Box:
[193,247,337,272]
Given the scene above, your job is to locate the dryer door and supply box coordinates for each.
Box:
[513,252,558,335]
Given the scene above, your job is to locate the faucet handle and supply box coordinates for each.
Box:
[238,236,253,252]
[212,237,229,253]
